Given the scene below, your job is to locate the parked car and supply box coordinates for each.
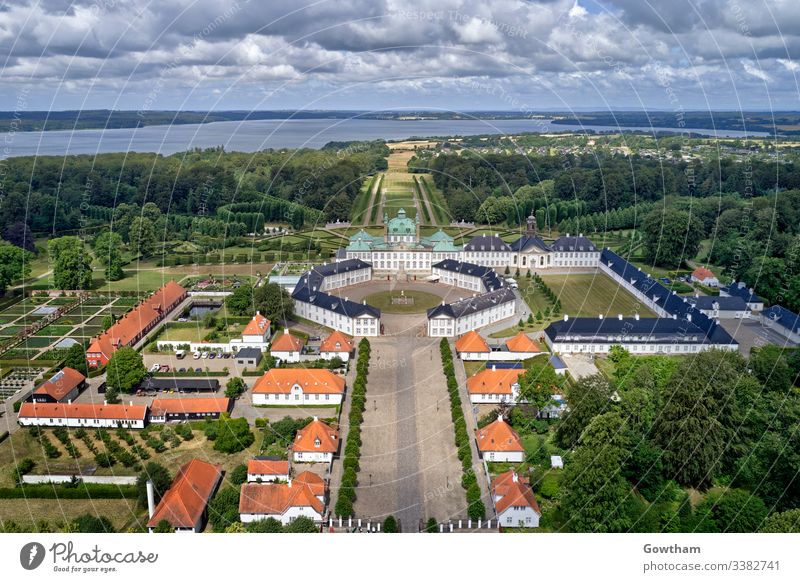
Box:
[201,352,209,359]
[177,317,188,323]
[194,368,202,373]
[150,363,161,373]
[309,336,321,341]
[160,365,170,372]
[222,353,231,359]
[192,351,201,359]
[178,367,186,373]
[208,352,216,359]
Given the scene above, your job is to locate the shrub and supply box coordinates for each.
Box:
[230,464,248,485]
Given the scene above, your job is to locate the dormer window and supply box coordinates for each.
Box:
[314,438,321,448]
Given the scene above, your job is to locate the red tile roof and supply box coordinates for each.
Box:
[319,331,354,353]
[504,331,540,353]
[292,418,339,453]
[247,459,290,476]
[455,330,490,353]
[242,312,270,337]
[491,470,541,515]
[87,281,186,361]
[33,367,85,401]
[692,267,716,281]
[252,369,345,395]
[467,368,524,395]
[18,401,147,421]
[239,471,325,516]
[475,416,524,453]
[150,397,231,417]
[270,330,305,352]
[147,459,222,529]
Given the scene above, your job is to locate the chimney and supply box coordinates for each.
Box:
[497,414,504,423]
[563,314,569,321]
[67,399,71,404]
[103,399,107,405]
[288,478,293,488]
[617,314,623,321]
[146,480,156,520]
[492,365,496,371]
[313,416,318,422]
[512,472,518,483]
[635,313,640,321]
[695,293,700,298]
[687,314,692,322]
[598,314,603,320]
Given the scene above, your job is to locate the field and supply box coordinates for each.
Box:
[362,290,443,313]
[0,498,142,531]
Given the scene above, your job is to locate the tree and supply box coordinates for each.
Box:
[49,236,92,290]
[154,520,173,533]
[283,516,318,533]
[71,514,114,533]
[106,347,146,394]
[642,208,704,268]
[425,517,438,532]
[225,283,254,316]
[212,414,255,453]
[253,283,294,326]
[383,515,398,533]
[0,242,32,293]
[560,412,632,532]
[104,385,120,404]
[136,462,172,510]
[230,464,248,485]
[225,377,246,399]
[517,357,564,415]
[3,221,36,253]
[653,367,724,488]
[130,216,157,257]
[207,487,240,531]
[759,509,800,533]
[555,375,615,449]
[94,231,125,281]
[697,488,768,533]
[750,346,792,393]
[246,517,283,532]
[63,343,88,376]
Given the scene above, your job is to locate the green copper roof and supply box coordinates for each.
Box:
[387,208,417,235]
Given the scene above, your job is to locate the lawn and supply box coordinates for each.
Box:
[363,290,443,313]
[383,190,417,219]
[539,273,656,318]
[0,498,142,531]
[159,321,247,343]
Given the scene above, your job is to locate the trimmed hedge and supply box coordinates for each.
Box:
[439,338,485,521]
[334,338,371,517]
[0,483,138,499]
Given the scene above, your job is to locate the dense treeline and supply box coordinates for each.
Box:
[416,151,800,221]
[556,348,800,532]
[0,142,388,236]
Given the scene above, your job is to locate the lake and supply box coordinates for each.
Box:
[0,118,766,158]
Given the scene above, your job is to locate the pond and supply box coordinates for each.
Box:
[184,303,222,320]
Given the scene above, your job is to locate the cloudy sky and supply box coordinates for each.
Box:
[1,0,799,111]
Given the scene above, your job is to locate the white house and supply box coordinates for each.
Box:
[247,459,290,483]
[686,295,749,319]
[251,369,346,406]
[462,235,512,268]
[17,402,147,429]
[761,305,800,344]
[720,281,765,311]
[549,234,600,268]
[427,287,516,337]
[269,329,305,362]
[691,266,720,287]
[492,470,541,529]
[241,311,272,343]
[239,471,326,525]
[466,367,525,405]
[292,418,339,464]
[431,259,504,293]
[319,330,355,361]
[474,416,524,463]
[454,330,491,361]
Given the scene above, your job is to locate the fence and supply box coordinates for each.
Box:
[22,475,138,485]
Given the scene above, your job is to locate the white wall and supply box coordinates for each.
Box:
[293,451,333,463]
[497,505,540,528]
[252,391,343,406]
[481,450,524,463]
[240,507,324,525]
[18,417,145,429]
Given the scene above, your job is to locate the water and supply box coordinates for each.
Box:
[185,303,221,320]
[0,118,767,158]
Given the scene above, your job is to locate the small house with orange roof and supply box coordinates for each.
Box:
[247,458,290,483]
[292,417,339,464]
[690,266,719,287]
[474,415,524,463]
[30,367,86,403]
[503,331,541,359]
[466,366,525,404]
[147,458,223,533]
[239,470,326,525]
[319,330,355,361]
[269,329,306,362]
[491,470,541,528]
[455,330,491,361]
[251,368,346,406]
[241,311,271,343]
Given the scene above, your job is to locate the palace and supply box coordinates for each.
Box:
[341,209,600,274]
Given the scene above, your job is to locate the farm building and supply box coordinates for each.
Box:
[146,459,223,533]
[18,402,147,429]
[148,398,232,423]
[139,378,220,393]
[29,367,86,403]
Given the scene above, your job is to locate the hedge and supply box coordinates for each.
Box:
[439,338,485,521]
[334,338,371,517]
[0,483,138,499]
